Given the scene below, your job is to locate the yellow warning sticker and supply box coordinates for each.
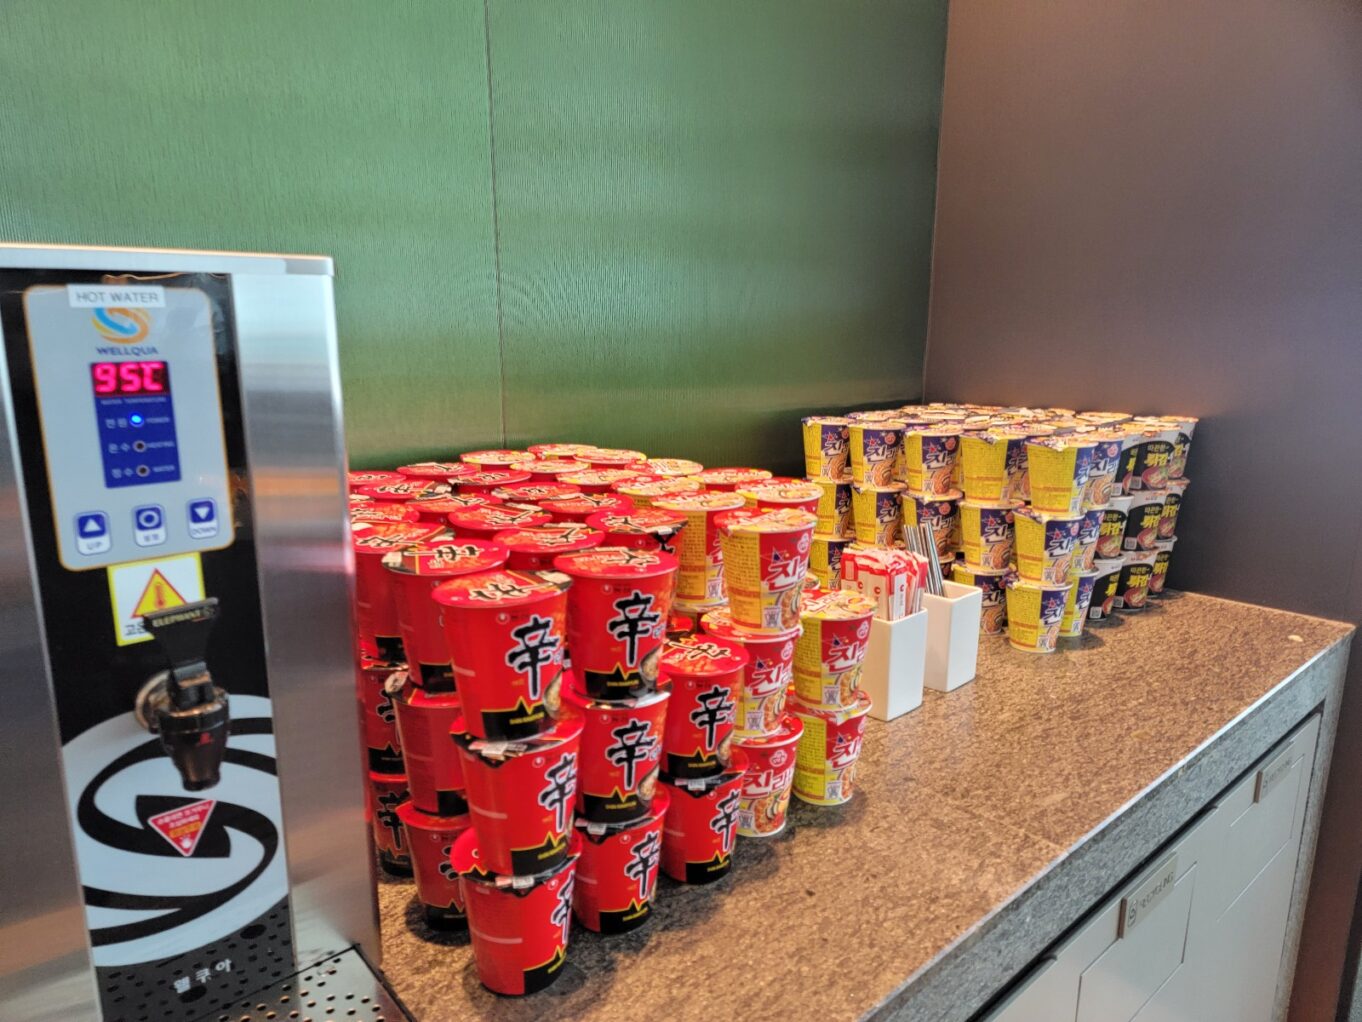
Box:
[107,553,205,646]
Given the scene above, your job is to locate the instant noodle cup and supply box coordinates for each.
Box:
[735,716,803,836]
[1075,506,1106,572]
[695,467,774,492]
[1096,494,1132,561]
[958,499,1020,571]
[666,611,699,638]
[572,788,668,933]
[958,432,1010,502]
[789,691,871,806]
[456,469,534,496]
[1084,435,1125,509]
[659,636,747,779]
[553,547,677,700]
[394,685,469,817]
[1059,569,1101,639]
[809,534,853,589]
[541,492,635,522]
[616,476,704,507]
[1005,578,1069,653]
[1025,438,1097,516]
[461,449,532,468]
[586,507,689,554]
[511,458,588,481]
[1160,417,1197,479]
[1118,427,1173,492]
[357,479,452,503]
[494,523,603,570]
[368,771,412,875]
[1160,478,1188,539]
[1013,507,1082,584]
[793,588,875,709]
[1150,539,1175,597]
[349,469,403,491]
[802,416,853,481]
[396,800,471,929]
[812,478,855,539]
[901,489,962,559]
[852,482,906,547]
[452,829,580,996]
[848,422,905,487]
[529,442,595,459]
[1123,491,1166,552]
[447,505,551,540]
[491,482,583,505]
[738,479,823,516]
[1088,560,1124,622]
[951,562,1010,635]
[701,609,798,737]
[582,447,648,469]
[562,681,668,825]
[398,461,477,481]
[654,491,746,609]
[351,520,445,660]
[350,501,420,525]
[407,492,501,525]
[901,426,962,494]
[1078,411,1133,427]
[1116,551,1157,611]
[453,716,584,876]
[715,507,818,632]
[659,752,746,884]
[644,457,704,478]
[356,654,404,773]
[560,468,656,493]
[433,569,570,739]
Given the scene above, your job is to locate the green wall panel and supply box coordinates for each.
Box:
[0,0,502,466]
[487,1,946,473]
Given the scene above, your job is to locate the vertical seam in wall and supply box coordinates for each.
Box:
[919,1,954,404]
[482,0,509,446]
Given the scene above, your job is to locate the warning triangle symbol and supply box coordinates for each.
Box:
[132,569,187,617]
[147,799,216,857]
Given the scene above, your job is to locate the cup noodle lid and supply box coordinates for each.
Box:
[661,635,750,679]
[736,480,824,505]
[350,502,420,524]
[448,506,552,533]
[382,537,509,576]
[735,713,804,753]
[511,458,588,476]
[394,797,470,834]
[492,482,583,504]
[615,477,705,500]
[351,520,446,555]
[409,492,503,515]
[582,447,648,466]
[586,508,689,539]
[461,449,533,467]
[561,469,657,490]
[348,470,404,489]
[644,458,705,477]
[493,524,603,558]
[529,442,597,458]
[789,688,873,726]
[357,479,452,502]
[653,491,747,514]
[798,587,877,622]
[715,506,818,535]
[457,469,534,490]
[700,606,802,644]
[540,492,637,518]
[397,461,477,480]
[695,467,774,489]
[552,546,678,580]
[433,568,572,610]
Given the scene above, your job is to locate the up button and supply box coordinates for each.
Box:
[187,498,219,540]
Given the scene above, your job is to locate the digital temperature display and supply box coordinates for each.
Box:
[91,361,170,396]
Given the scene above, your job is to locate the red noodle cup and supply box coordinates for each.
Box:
[571,788,668,933]
[951,562,1009,635]
[1026,438,1097,515]
[491,482,583,505]
[851,483,905,548]
[1005,578,1069,653]
[398,461,477,481]
[1084,436,1124,509]
[958,499,1020,571]
[1096,494,1132,560]
[1087,559,1124,622]
[511,458,588,481]
[701,609,799,737]
[395,800,471,929]
[357,655,404,773]
[848,422,906,487]
[615,476,704,507]
[386,539,510,692]
[793,588,876,709]
[349,502,420,525]
[581,447,647,469]
[902,427,962,494]
[453,715,584,876]
[667,611,699,638]
[357,479,452,504]
[1075,506,1105,572]
[452,830,580,996]
[1150,539,1175,596]
[737,480,823,516]
[553,547,677,700]
[812,479,855,539]
[586,507,689,555]
[1160,478,1188,539]
[457,469,534,495]
[695,467,774,492]
[349,493,374,505]
[1059,570,1101,639]
[1123,491,1166,552]
[560,469,655,493]
[540,492,636,522]
[348,470,403,492]
[447,505,551,540]
[802,416,853,482]
[901,489,962,559]
[659,752,746,884]
[1013,507,1082,585]
[809,535,853,589]
[494,524,603,570]
[433,569,569,739]
[644,457,704,477]
[368,771,412,874]
[735,716,803,836]
[529,442,596,459]
[395,686,469,817]
[659,636,748,779]
[716,507,818,632]
[406,492,502,525]
[461,449,532,468]
[562,681,668,824]
[789,692,871,806]
[351,521,445,660]
[1116,551,1157,611]
[653,491,746,609]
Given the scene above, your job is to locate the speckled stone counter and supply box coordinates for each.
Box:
[375,592,1352,1022]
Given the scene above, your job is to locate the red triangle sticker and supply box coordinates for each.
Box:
[148,799,216,857]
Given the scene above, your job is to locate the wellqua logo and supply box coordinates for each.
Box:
[92,306,151,343]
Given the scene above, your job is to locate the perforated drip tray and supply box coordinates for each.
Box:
[200,949,413,1022]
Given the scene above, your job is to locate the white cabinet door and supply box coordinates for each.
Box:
[982,958,1076,1022]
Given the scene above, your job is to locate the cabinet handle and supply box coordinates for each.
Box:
[1118,853,1178,938]
[1255,745,1293,803]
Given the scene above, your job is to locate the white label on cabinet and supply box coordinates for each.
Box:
[1119,853,1178,937]
[1255,746,1293,803]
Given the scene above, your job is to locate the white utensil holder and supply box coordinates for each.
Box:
[923,580,982,692]
[861,609,926,721]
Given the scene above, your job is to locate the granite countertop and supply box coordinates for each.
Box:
[376,592,1353,1022]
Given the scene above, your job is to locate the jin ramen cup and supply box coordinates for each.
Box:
[1004,578,1070,653]
[852,483,907,547]
[582,447,648,469]
[951,562,1010,635]
[901,426,962,494]
[695,467,774,492]
[1084,435,1125,510]
[738,480,823,516]
[561,469,657,494]
[812,478,855,539]
[958,499,1020,571]
[1074,506,1106,572]
[809,534,853,589]
[1025,438,1097,516]
[792,588,876,709]
[789,691,872,806]
[1013,508,1082,585]
[528,442,595,459]
[735,715,804,836]
[615,476,705,507]
[571,788,668,934]
[701,608,800,738]
[958,431,1010,503]
[1058,569,1101,639]
[654,491,747,609]
[802,416,853,481]
[715,507,818,633]
[902,489,963,560]
[848,422,906,487]
[643,458,705,478]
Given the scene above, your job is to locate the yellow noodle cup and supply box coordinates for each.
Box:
[1025,438,1098,515]
[1005,578,1070,653]
[848,422,906,487]
[802,416,853,482]
[958,499,1021,571]
[1058,569,1102,638]
[812,478,855,539]
[715,507,819,632]
[951,562,1010,635]
[654,491,747,609]
[1013,507,1082,584]
[959,432,1009,502]
[901,427,962,494]
[851,482,906,546]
